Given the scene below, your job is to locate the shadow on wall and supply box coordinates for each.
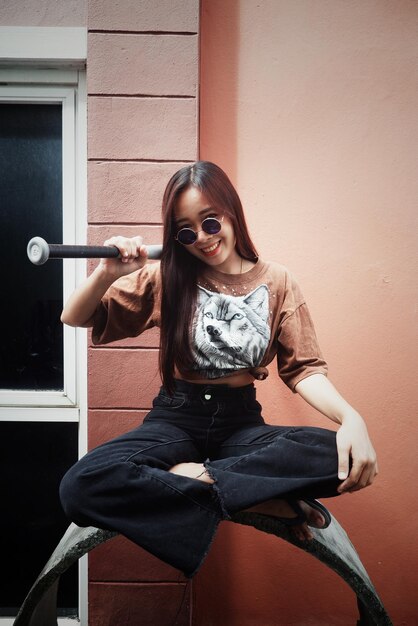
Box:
[200,0,238,184]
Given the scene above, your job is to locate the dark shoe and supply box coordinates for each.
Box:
[301,498,332,529]
[274,500,307,527]
[250,499,332,530]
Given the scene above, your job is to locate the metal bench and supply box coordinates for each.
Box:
[13,511,393,626]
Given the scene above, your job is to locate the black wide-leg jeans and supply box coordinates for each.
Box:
[60,380,341,577]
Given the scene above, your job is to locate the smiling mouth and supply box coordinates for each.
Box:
[200,241,220,255]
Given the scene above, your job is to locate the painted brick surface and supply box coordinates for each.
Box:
[88,409,148,449]
[0,0,87,26]
[88,161,188,223]
[88,33,198,96]
[86,1,199,622]
[89,582,190,626]
[88,224,162,245]
[89,348,160,408]
[88,97,197,160]
[88,0,198,32]
[89,535,186,582]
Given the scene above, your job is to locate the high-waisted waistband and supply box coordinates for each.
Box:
[168,379,256,401]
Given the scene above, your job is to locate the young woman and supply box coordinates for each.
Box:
[60,161,377,577]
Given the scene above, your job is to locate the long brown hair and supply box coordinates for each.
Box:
[159,161,258,393]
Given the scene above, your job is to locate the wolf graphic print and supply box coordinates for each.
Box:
[192,284,271,378]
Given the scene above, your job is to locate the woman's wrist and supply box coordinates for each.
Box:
[338,409,366,427]
[93,263,120,288]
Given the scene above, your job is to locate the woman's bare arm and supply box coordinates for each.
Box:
[295,374,378,493]
[61,235,148,327]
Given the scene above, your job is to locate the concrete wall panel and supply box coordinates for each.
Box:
[89,349,160,409]
[86,2,199,622]
[88,224,163,245]
[0,0,86,26]
[88,0,198,32]
[88,161,188,223]
[88,97,197,160]
[88,33,198,96]
[88,409,147,449]
[89,582,190,626]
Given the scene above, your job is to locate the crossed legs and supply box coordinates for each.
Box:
[169,461,328,541]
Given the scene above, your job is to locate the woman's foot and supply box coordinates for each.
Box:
[168,466,328,541]
[168,462,214,484]
[244,499,327,541]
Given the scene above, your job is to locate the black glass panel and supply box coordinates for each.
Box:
[0,421,78,616]
[0,103,63,390]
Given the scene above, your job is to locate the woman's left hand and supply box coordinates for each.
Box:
[294,374,378,494]
[336,412,378,493]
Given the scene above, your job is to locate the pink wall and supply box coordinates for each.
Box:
[0,0,87,26]
[198,1,418,625]
[87,0,199,624]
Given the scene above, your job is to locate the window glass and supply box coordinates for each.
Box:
[0,103,63,391]
[0,422,78,617]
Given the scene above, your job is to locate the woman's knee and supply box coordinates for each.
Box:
[59,452,153,524]
[296,426,337,448]
[59,459,101,524]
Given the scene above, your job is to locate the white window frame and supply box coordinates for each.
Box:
[0,27,88,625]
[0,84,80,412]
[0,27,87,419]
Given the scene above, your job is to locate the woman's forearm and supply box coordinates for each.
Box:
[295,373,377,490]
[61,264,115,328]
[61,236,149,328]
[294,373,361,424]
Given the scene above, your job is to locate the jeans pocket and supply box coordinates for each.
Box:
[152,391,187,410]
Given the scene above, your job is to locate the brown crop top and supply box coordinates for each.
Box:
[91,259,328,392]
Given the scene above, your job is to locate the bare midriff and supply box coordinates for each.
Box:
[177,371,256,388]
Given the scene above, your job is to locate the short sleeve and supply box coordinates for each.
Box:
[276,272,328,391]
[91,264,160,345]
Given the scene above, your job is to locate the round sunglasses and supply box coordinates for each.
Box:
[175,215,224,246]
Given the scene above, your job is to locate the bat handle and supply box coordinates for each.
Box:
[27,237,163,265]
